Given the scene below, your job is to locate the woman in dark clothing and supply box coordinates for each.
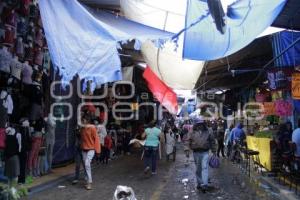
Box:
[217,124,225,157]
[276,123,291,154]
[286,121,293,137]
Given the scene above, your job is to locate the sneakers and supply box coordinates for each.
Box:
[85,183,92,190]
[200,185,208,193]
[72,180,79,185]
[144,166,150,174]
[151,171,157,175]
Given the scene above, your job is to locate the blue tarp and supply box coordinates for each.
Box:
[272,31,300,67]
[39,0,172,86]
[182,0,286,61]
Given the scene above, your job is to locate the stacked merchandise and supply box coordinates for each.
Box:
[0,0,54,187]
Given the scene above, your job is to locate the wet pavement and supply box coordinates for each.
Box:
[25,145,286,200]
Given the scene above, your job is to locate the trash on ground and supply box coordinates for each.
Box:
[113,185,137,200]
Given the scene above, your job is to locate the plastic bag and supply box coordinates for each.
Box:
[113,185,137,200]
[209,155,220,168]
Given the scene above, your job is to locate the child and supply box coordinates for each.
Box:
[103,133,113,164]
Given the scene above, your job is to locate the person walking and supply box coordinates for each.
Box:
[72,125,85,185]
[143,121,162,175]
[184,117,217,192]
[224,124,234,157]
[165,125,176,161]
[216,123,225,157]
[103,133,113,164]
[229,123,246,162]
[292,119,300,157]
[80,115,100,190]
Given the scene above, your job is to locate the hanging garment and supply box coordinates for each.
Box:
[17,17,27,37]
[0,47,12,73]
[29,4,38,18]
[10,58,24,80]
[24,43,34,63]
[0,91,9,128]
[26,27,35,43]
[4,9,16,27]
[16,37,24,59]
[34,47,43,66]
[19,0,31,16]
[42,49,51,71]
[35,29,44,47]
[4,129,20,178]
[22,62,33,84]
[6,93,13,114]
[3,26,15,46]
[29,83,43,121]
[27,133,42,172]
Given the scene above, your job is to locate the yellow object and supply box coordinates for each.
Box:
[246,136,272,171]
[292,73,300,99]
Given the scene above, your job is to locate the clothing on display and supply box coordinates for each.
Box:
[22,61,33,84]
[29,4,38,18]
[35,28,43,47]
[0,90,13,116]
[4,127,21,179]
[26,25,35,43]
[19,0,31,16]
[34,47,43,66]
[10,56,24,80]
[4,9,16,27]
[16,37,24,58]
[0,46,12,73]
[42,49,50,71]
[3,26,15,46]
[17,17,27,37]
[27,131,42,176]
[0,90,9,128]
[46,113,56,170]
[24,42,34,62]
[18,121,31,183]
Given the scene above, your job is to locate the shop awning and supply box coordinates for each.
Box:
[39,0,172,86]
[181,0,287,61]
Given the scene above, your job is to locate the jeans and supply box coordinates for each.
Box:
[193,151,209,186]
[82,150,95,183]
[46,143,54,171]
[217,139,225,157]
[74,148,85,180]
[103,147,110,164]
[144,146,158,173]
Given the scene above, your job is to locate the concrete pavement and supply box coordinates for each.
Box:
[25,145,298,200]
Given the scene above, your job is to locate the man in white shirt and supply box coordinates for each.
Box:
[292,119,300,157]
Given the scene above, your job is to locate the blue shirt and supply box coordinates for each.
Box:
[230,125,245,144]
[292,128,300,156]
[145,127,161,147]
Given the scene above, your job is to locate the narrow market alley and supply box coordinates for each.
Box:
[25,145,287,200]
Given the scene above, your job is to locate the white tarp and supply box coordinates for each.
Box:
[141,40,204,90]
[121,0,204,90]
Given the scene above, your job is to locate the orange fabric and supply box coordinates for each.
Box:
[80,125,101,154]
[104,136,113,149]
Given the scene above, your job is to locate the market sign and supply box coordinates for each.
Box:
[263,102,276,116]
[292,73,300,99]
[267,68,293,90]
